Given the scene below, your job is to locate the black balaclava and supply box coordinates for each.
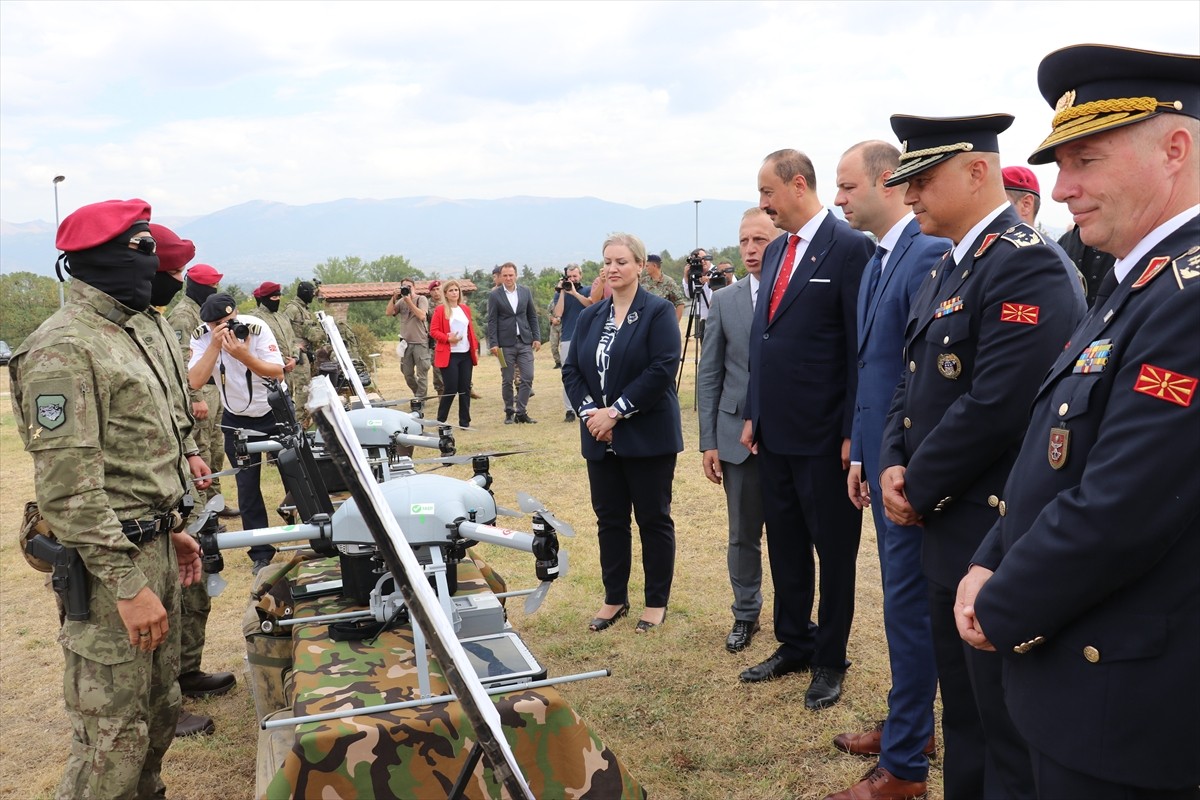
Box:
[185,278,218,307]
[256,296,281,314]
[297,281,315,304]
[150,271,184,307]
[64,222,158,311]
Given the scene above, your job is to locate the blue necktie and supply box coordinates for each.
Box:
[864,244,887,302]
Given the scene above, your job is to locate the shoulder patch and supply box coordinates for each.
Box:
[174,329,183,343]
[248,323,262,335]
[999,224,1044,249]
[35,393,68,430]
[192,324,208,339]
[974,233,1001,258]
[1173,245,1200,285]
[1134,363,1196,407]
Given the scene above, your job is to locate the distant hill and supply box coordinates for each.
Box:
[0,196,755,286]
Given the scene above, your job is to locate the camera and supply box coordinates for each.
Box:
[399,286,411,297]
[224,319,250,341]
[685,253,712,287]
[707,265,733,290]
[558,269,580,293]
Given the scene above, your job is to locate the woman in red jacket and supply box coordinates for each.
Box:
[429,279,479,427]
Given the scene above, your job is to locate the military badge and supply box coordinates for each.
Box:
[1047,427,1070,470]
[1055,89,1076,113]
[1175,246,1200,281]
[1131,256,1171,290]
[934,296,963,319]
[1001,226,1043,248]
[937,353,962,380]
[175,329,183,342]
[1073,338,1113,373]
[974,233,1000,258]
[35,394,68,430]
[1000,303,1040,325]
[1133,363,1197,407]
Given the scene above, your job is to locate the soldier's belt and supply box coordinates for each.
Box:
[120,513,177,545]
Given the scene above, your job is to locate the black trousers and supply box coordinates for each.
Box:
[757,446,861,667]
[222,410,278,563]
[437,352,473,427]
[1030,748,1200,800]
[586,452,677,608]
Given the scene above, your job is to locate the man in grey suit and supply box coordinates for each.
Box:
[487,262,541,423]
[698,208,781,653]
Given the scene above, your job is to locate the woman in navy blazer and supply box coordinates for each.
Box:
[429,279,479,427]
[563,233,683,633]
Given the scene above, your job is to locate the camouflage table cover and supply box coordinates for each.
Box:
[262,558,646,799]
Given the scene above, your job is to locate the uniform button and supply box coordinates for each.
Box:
[909,360,916,373]
[903,417,912,429]
[943,335,950,345]
[998,501,1007,516]
[988,495,999,507]
[1083,646,1100,663]
[763,333,770,340]
[1058,402,1069,416]
[858,360,865,368]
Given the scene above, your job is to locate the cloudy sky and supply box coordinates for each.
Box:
[2,0,1197,234]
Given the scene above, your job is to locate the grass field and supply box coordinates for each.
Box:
[0,331,945,800]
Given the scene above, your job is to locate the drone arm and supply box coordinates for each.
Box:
[455,521,535,554]
[202,522,328,552]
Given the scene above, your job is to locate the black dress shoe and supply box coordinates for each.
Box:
[504,412,514,425]
[739,650,809,683]
[805,666,846,710]
[635,608,667,633]
[588,602,630,632]
[175,710,215,737]
[725,620,761,653]
[178,669,237,698]
[514,413,537,424]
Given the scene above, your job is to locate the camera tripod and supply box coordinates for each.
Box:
[676,278,710,408]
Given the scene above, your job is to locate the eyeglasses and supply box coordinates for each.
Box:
[129,235,156,254]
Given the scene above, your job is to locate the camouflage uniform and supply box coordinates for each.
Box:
[639,271,685,312]
[11,279,189,800]
[167,296,224,502]
[281,296,324,426]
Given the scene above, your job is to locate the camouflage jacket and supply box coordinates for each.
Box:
[139,307,199,458]
[639,272,685,308]
[166,295,204,402]
[10,280,189,601]
[258,306,297,363]
[282,296,325,363]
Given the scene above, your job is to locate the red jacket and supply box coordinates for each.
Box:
[429,304,479,369]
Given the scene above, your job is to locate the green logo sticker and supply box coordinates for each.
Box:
[411,502,435,516]
[35,394,68,430]
[367,419,382,427]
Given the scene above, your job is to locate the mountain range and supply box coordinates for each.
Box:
[0,196,755,286]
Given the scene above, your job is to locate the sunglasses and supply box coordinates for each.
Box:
[129,235,157,254]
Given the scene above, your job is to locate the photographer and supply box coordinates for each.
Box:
[188,293,284,574]
[550,264,593,421]
[385,277,431,400]
[681,248,715,341]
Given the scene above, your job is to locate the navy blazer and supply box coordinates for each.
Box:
[486,285,540,348]
[972,217,1199,788]
[563,287,683,461]
[850,218,950,476]
[745,212,872,456]
[879,206,1086,587]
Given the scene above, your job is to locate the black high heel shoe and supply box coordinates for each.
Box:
[635,607,668,633]
[588,602,630,632]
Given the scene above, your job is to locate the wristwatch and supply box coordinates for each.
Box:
[607,407,621,420]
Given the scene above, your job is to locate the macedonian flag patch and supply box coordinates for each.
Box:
[1000,303,1039,325]
[1133,363,1197,407]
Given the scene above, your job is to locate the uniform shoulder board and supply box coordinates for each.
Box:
[192,324,208,339]
[1172,245,1200,287]
[999,223,1044,249]
[248,323,263,335]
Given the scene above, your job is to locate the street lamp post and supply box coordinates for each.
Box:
[53,175,66,308]
[693,199,701,250]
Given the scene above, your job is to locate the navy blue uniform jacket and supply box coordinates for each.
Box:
[879,207,1086,587]
[745,213,872,454]
[563,287,683,461]
[973,217,1199,789]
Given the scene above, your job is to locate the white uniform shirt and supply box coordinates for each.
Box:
[188,313,285,418]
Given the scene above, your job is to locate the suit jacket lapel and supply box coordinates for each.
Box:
[769,215,836,327]
[861,223,916,348]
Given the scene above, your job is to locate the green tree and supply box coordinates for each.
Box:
[0,271,62,346]
[364,254,420,283]
[314,256,365,284]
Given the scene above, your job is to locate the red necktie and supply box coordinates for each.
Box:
[768,234,799,321]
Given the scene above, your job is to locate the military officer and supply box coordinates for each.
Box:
[166,261,238,517]
[253,281,298,378]
[957,44,1199,798]
[281,280,325,427]
[151,227,237,734]
[10,199,204,799]
[877,114,1085,797]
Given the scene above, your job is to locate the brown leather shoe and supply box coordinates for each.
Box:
[832,721,936,757]
[821,766,927,800]
[175,710,215,737]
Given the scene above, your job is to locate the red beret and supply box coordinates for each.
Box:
[1002,166,1040,197]
[56,198,152,252]
[428,280,441,290]
[148,223,196,273]
[253,281,283,299]
[187,263,223,287]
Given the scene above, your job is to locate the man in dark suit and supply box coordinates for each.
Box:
[824,141,949,800]
[738,149,872,711]
[957,44,1199,798]
[877,114,1085,798]
[697,208,781,654]
[486,262,541,424]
